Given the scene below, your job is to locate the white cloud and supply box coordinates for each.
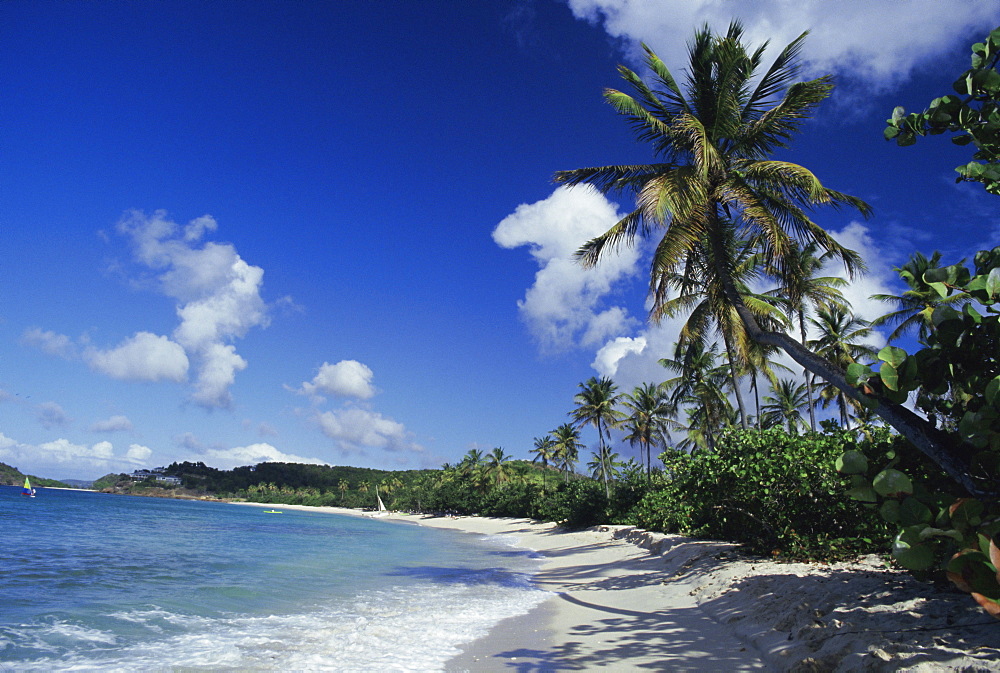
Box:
[493,186,641,352]
[125,443,153,463]
[566,0,1000,89]
[84,331,189,382]
[0,432,153,477]
[299,360,377,400]
[591,335,647,378]
[112,210,272,408]
[314,407,423,455]
[89,415,134,433]
[30,212,272,408]
[21,328,76,358]
[188,343,247,408]
[823,222,898,338]
[198,443,329,471]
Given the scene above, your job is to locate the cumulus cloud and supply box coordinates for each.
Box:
[84,332,189,382]
[188,343,247,408]
[314,407,423,456]
[591,335,648,378]
[493,186,641,352]
[298,360,377,400]
[113,210,271,408]
[89,415,134,433]
[198,443,329,471]
[26,211,274,409]
[0,431,157,477]
[823,222,899,336]
[566,0,999,89]
[125,443,153,462]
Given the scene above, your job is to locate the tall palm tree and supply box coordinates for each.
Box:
[550,423,583,483]
[485,447,514,486]
[761,378,809,434]
[808,306,878,428]
[337,478,350,504]
[870,251,967,343]
[530,435,556,493]
[570,376,623,497]
[743,339,793,429]
[659,236,788,429]
[588,446,623,484]
[553,21,977,494]
[619,382,674,476]
[459,448,485,476]
[660,341,733,451]
[766,240,853,431]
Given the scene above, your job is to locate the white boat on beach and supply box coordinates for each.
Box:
[369,487,389,518]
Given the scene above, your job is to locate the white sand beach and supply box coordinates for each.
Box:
[238,503,1000,671]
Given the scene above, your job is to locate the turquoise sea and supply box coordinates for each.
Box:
[0,487,547,671]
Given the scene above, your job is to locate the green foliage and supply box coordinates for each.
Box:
[850,249,1000,492]
[838,445,1000,615]
[842,254,1000,615]
[0,462,70,488]
[535,479,609,529]
[92,473,128,491]
[886,27,1000,194]
[632,428,891,560]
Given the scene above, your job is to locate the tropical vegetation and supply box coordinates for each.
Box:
[36,23,1000,619]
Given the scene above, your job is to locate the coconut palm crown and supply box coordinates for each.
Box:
[555,21,870,315]
[551,21,984,495]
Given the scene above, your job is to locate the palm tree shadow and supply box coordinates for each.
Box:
[455,590,762,672]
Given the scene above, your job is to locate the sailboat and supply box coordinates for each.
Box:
[370,486,389,517]
[21,477,36,497]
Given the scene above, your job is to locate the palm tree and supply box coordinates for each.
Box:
[588,446,623,484]
[766,240,853,431]
[659,236,789,429]
[660,341,733,451]
[808,306,878,428]
[743,339,793,429]
[870,251,967,343]
[485,447,514,486]
[459,449,485,476]
[570,377,623,498]
[553,21,979,494]
[530,435,557,493]
[337,478,350,504]
[761,378,809,433]
[619,382,674,476]
[550,423,583,483]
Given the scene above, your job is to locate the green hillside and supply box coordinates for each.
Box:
[0,462,70,488]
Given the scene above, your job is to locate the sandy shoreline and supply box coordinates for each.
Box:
[236,502,1000,671]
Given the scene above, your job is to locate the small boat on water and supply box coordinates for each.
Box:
[263,510,282,514]
[21,477,36,497]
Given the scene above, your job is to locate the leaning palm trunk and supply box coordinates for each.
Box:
[714,249,978,494]
[556,23,981,496]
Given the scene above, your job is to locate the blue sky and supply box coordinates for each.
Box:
[2,1,999,480]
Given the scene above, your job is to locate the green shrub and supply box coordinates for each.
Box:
[633,428,891,559]
[535,479,609,529]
